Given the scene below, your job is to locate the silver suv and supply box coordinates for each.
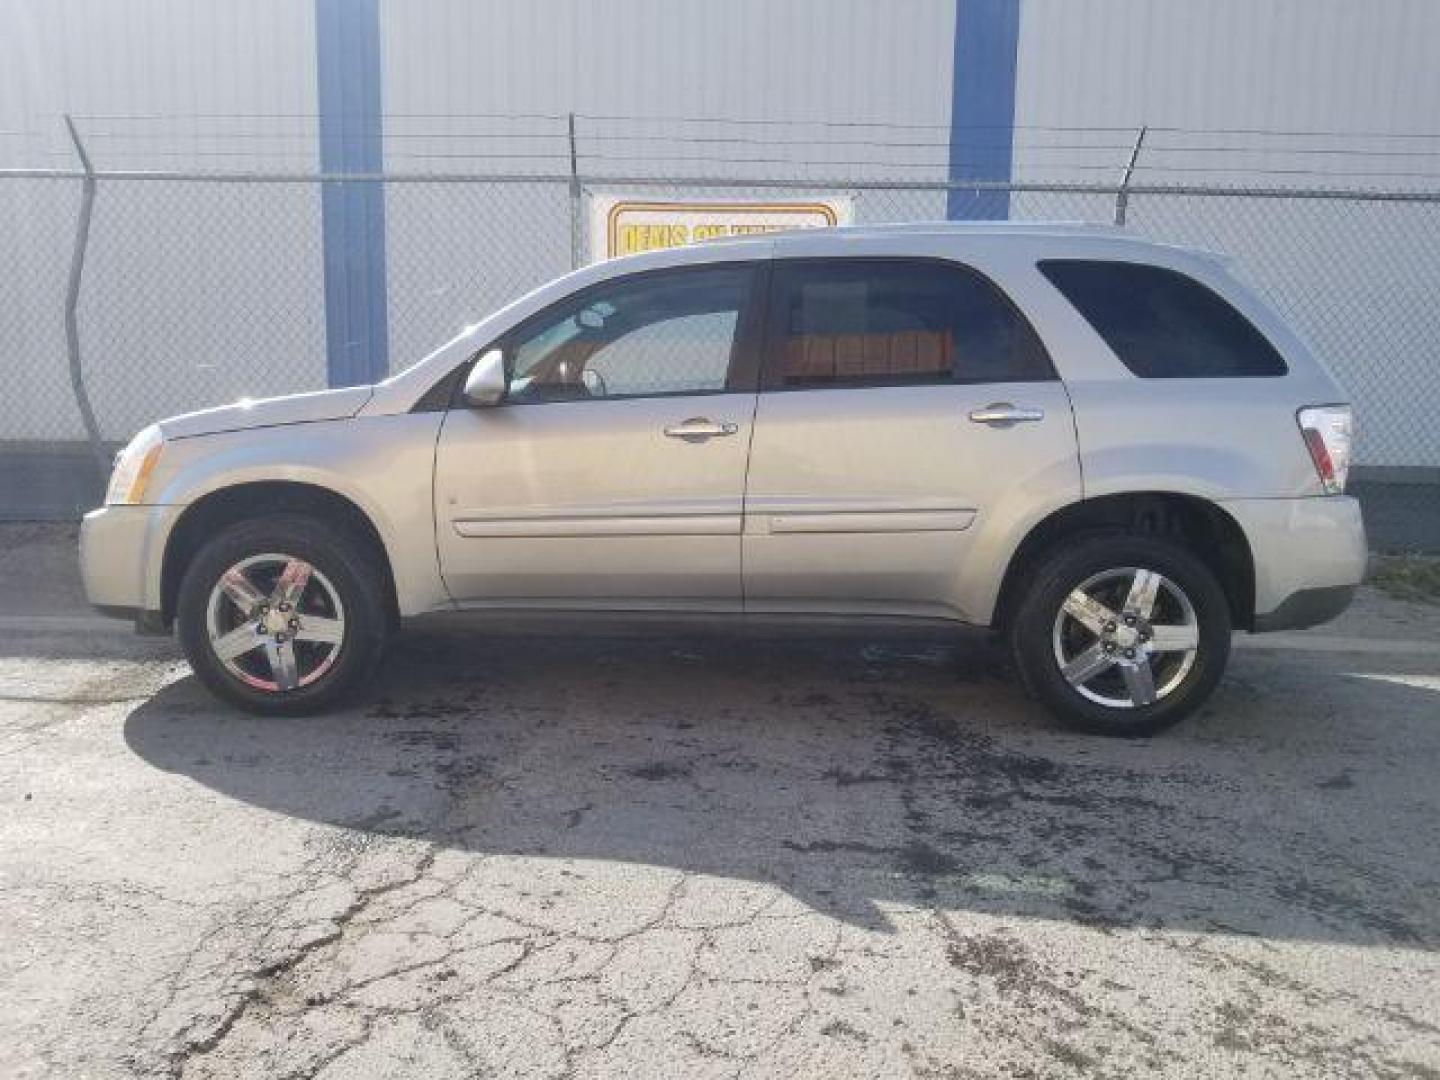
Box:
[80,223,1366,735]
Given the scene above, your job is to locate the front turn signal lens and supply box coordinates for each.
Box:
[105,424,165,505]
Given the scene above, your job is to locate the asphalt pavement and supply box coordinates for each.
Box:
[2,524,1438,1079]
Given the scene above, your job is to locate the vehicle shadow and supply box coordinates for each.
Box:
[124,626,1439,948]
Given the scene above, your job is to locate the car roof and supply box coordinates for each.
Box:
[774,220,1121,243]
[691,219,1223,263]
[561,221,1223,284]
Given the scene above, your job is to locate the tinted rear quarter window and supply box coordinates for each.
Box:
[770,259,1054,387]
[1039,259,1287,378]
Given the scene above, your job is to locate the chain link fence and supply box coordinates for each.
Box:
[2,165,1436,548]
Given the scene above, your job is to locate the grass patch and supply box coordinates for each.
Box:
[1370,555,1440,604]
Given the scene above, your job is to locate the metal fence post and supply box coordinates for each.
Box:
[567,112,582,269]
[1114,125,1148,226]
[62,115,109,484]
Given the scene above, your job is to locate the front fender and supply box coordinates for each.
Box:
[149,413,448,615]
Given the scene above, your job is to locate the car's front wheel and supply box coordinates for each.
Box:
[176,516,389,715]
[1009,534,1232,736]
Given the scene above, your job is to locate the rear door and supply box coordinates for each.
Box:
[742,256,1080,620]
[433,262,765,608]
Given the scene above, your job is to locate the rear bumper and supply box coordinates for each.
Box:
[80,504,183,631]
[1251,583,1357,632]
[1219,495,1367,632]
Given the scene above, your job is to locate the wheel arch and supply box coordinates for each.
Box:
[991,492,1256,633]
[160,480,400,630]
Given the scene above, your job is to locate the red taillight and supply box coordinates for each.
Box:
[1297,405,1353,495]
[1301,426,1335,487]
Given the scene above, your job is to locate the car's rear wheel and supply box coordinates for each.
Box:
[1010,534,1231,736]
[176,516,388,714]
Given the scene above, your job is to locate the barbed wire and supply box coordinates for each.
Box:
[5,113,1439,188]
[58,109,1440,137]
[68,126,1440,165]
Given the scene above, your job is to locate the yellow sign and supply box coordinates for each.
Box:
[590,197,853,262]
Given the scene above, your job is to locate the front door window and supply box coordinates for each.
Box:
[507,265,755,403]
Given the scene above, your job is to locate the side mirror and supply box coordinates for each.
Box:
[462,348,506,407]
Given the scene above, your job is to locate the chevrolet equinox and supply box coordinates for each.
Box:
[81,223,1366,735]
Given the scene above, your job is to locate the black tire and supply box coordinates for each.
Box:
[1009,533,1232,736]
[176,515,389,715]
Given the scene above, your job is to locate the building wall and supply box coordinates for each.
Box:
[382,0,956,131]
[0,0,324,442]
[1,0,1437,465]
[378,0,959,368]
[1009,0,1440,469]
[1017,0,1440,146]
[0,0,317,170]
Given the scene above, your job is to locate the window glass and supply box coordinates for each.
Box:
[1038,259,1287,378]
[506,266,752,402]
[770,259,1053,387]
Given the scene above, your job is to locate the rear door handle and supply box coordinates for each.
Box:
[663,417,739,440]
[969,402,1045,426]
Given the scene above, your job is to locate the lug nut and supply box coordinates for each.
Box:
[1124,614,1137,626]
[288,618,300,630]
[1124,648,1136,659]
[1103,642,1115,653]
[1105,622,1117,633]
[278,602,291,613]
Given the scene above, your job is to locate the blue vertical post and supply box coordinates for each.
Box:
[947,0,1021,220]
[316,0,388,385]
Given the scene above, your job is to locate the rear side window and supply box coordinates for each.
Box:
[1039,259,1287,378]
[767,259,1054,388]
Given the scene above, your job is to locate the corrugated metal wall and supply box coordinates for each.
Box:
[1007,0,1440,471]
[380,1,955,134]
[1013,0,1440,186]
[0,0,325,442]
[377,0,959,368]
[11,0,1434,181]
[3,0,1439,465]
[1018,0,1440,134]
[0,0,318,170]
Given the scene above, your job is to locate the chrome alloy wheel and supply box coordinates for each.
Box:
[1051,566,1200,709]
[204,553,346,692]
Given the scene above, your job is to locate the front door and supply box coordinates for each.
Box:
[434,262,763,608]
[742,256,1081,620]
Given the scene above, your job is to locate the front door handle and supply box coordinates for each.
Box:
[664,418,739,440]
[969,402,1045,426]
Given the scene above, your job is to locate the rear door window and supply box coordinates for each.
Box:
[765,258,1054,388]
[1038,259,1287,378]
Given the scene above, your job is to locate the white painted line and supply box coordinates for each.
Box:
[1234,633,1440,657]
[1347,672,1440,691]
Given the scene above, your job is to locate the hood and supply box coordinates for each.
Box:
[157,385,374,440]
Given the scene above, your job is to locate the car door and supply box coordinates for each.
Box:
[433,261,765,608]
[742,256,1081,621]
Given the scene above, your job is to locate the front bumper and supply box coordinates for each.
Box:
[1219,495,1367,632]
[79,504,183,631]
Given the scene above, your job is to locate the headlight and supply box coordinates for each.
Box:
[105,424,165,505]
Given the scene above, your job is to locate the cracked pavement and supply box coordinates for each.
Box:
[2,524,1439,1078]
